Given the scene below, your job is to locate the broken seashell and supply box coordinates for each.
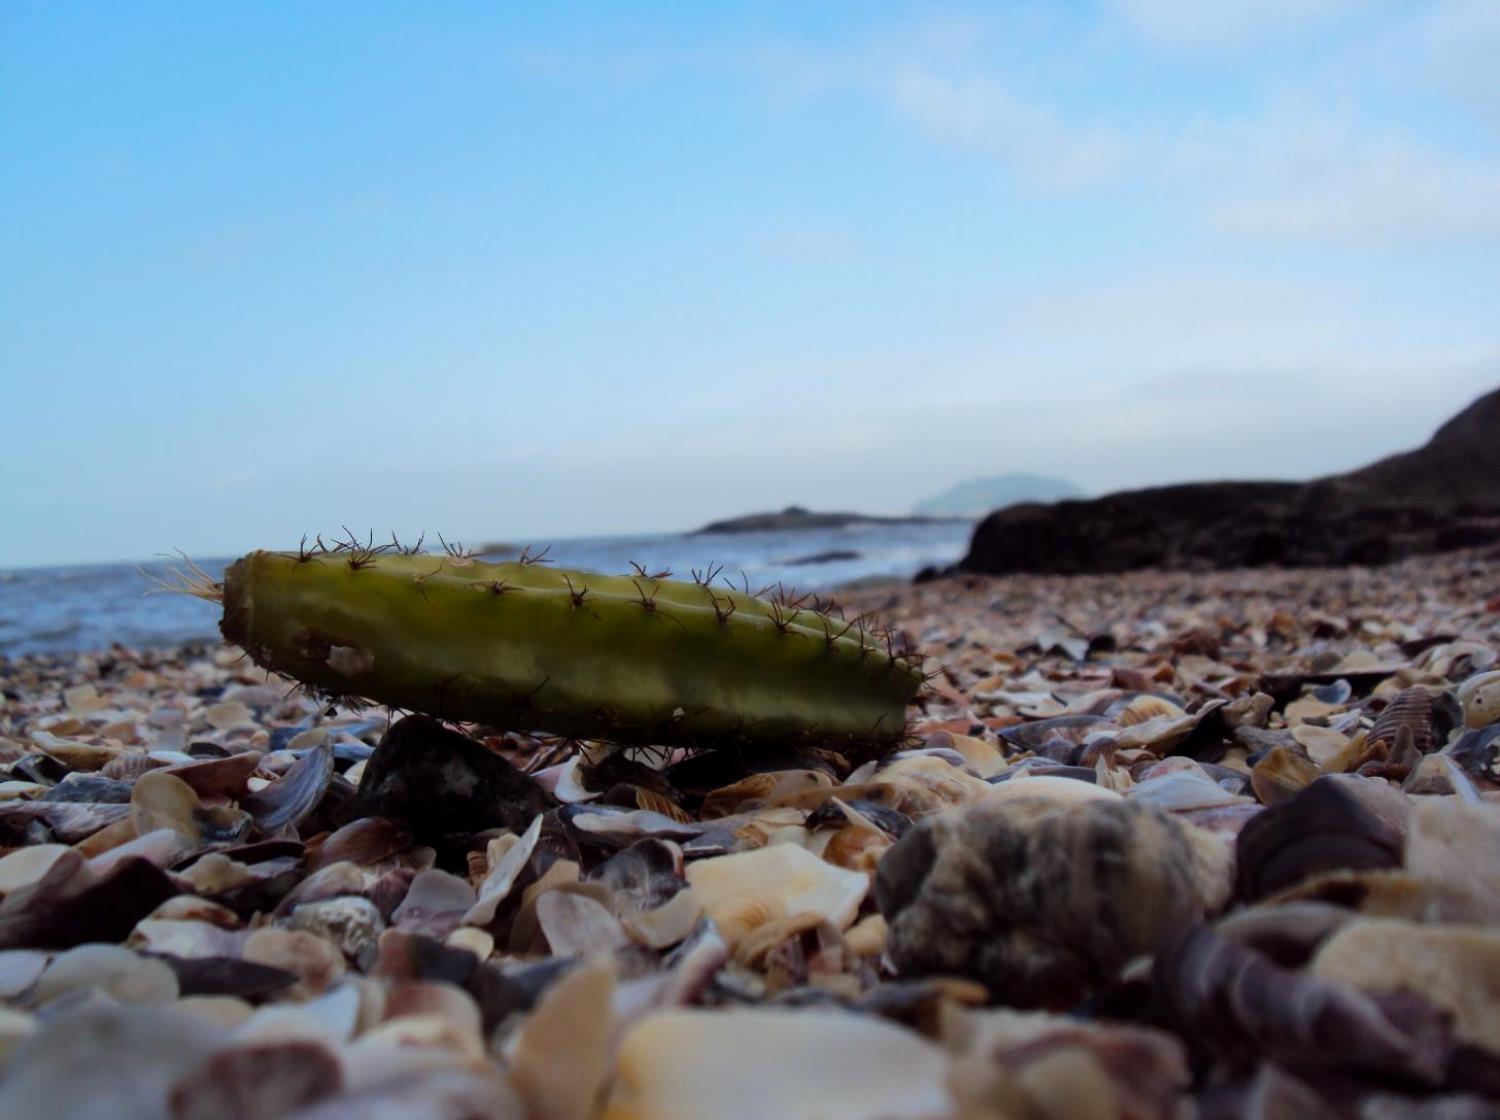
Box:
[506,955,616,1120]
[1235,775,1408,902]
[168,1038,343,1120]
[1128,767,1253,813]
[1269,868,1500,927]
[241,742,334,831]
[980,773,1121,808]
[945,1007,1189,1120]
[0,949,49,1000]
[924,731,1007,779]
[128,916,246,959]
[444,926,493,961]
[1249,746,1321,806]
[701,770,833,819]
[0,1001,230,1120]
[461,814,542,929]
[602,1008,950,1120]
[1310,918,1500,1051]
[586,838,685,915]
[0,853,177,951]
[621,887,702,951]
[308,816,412,872]
[393,869,478,939]
[1445,724,1500,786]
[0,1006,35,1073]
[819,824,892,873]
[686,844,868,948]
[130,770,252,847]
[280,1069,525,1120]
[1155,923,1450,1083]
[32,942,179,1006]
[1213,901,1355,967]
[242,928,346,997]
[535,889,630,958]
[162,751,264,800]
[0,845,75,895]
[1289,724,1354,770]
[1406,797,1500,908]
[172,995,256,1028]
[844,913,887,958]
[87,826,188,876]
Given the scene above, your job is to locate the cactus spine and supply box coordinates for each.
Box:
[218,546,923,750]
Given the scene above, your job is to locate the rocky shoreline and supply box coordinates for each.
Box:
[950,387,1500,578]
[1,549,1499,1117]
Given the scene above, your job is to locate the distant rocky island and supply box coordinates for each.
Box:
[939,387,1500,578]
[912,473,1085,518]
[693,505,958,535]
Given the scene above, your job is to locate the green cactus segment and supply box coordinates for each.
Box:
[220,549,923,748]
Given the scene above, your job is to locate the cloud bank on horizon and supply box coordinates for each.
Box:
[2,1,1498,566]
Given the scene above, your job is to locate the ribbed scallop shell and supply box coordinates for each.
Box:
[1116,694,1186,727]
[705,892,787,946]
[102,752,168,782]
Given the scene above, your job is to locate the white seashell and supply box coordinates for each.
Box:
[445,926,494,960]
[242,929,345,997]
[535,890,630,958]
[1290,724,1352,770]
[129,918,246,959]
[536,756,600,803]
[1459,670,1500,729]
[506,956,616,1120]
[1128,769,1253,812]
[33,944,179,1006]
[622,888,703,951]
[979,774,1122,808]
[602,1008,950,1120]
[0,1007,35,1074]
[0,845,78,895]
[685,844,868,945]
[461,814,543,928]
[173,995,255,1029]
[0,950,49,1001]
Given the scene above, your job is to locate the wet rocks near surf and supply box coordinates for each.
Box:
[0,546,1499,1116]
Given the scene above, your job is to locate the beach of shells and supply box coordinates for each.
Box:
[2,547,1500,1118]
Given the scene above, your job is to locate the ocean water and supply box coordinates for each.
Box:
[0,520,974,656]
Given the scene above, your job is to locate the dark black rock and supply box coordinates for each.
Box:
[958,388,1500,576]
[355,716,554,839]
[784,549,862,566]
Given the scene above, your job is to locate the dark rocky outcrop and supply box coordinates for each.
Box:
[957,389,1500,576]
[695,505,954,534]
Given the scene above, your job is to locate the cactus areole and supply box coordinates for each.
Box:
[219,549,923,750]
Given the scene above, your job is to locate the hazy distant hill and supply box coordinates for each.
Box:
[913,474,1086,518]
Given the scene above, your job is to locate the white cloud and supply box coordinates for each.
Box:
[885,65,1131,190]
[1164,103,1500,243]
[1104,0,1368,52]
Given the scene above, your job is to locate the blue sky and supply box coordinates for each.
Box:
[3,1,1498,566]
